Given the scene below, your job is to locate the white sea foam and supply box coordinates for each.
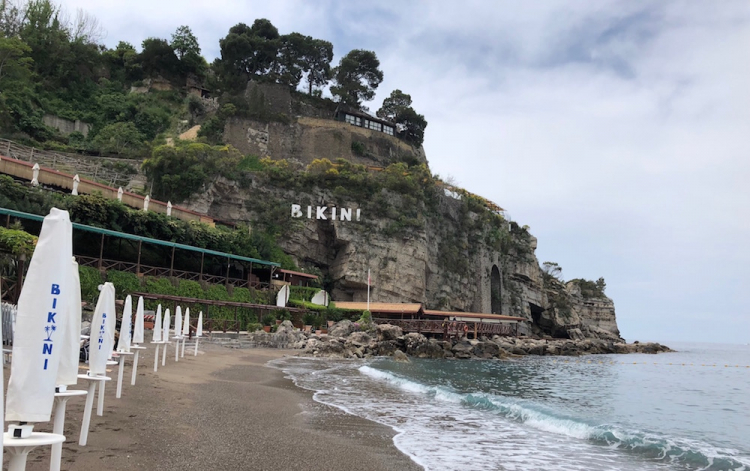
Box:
[271,355,750,471]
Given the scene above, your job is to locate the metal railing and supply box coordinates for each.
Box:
[1,137,141,188]
[374,318,518,337]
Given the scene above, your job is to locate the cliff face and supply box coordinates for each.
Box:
[187,172,622,342]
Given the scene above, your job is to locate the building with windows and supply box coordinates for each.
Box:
[336,108,396,137]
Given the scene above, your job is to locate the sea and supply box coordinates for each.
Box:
[270,342,750,471]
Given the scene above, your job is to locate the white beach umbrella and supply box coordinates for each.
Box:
[181,308,190,357]
[6,208,73,424]
[89,283,116,376]
[174,306,183,338]
[162,308,170,367]
[183,308,190,337]
[152,305,163,342]
[194,311,203,356]
[56,258,82,387]
[116,295,133,353]
[105,289,117,360]
[162,308,171,341]
[132,296,145,344]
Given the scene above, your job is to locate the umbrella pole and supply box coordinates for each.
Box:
[97,381,105,416]
[194,338,199,356]
[79,381,96,445]
[161,342,168,366]
[153,344,160,372]
[4,432,65,471]
[50,390,86,471]
[116,355,125,399]
[174,338,180,362]
[181,338,186,358]
[131,350,139,385]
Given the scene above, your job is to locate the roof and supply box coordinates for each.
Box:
[277,269,318,279]
[424,309,526,322]
[0,207,279,267]
[334,302,423,315]
[337,107,396,127]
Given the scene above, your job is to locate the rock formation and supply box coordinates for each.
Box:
[185,81,623,342]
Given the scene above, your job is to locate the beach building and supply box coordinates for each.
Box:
[334,302,526,339]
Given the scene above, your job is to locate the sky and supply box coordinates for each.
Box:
[57,0,750,344]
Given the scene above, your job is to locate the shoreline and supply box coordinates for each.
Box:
[4,344,422,471]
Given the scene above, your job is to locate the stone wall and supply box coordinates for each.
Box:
[42,115,92,137]
[222,81,425,168]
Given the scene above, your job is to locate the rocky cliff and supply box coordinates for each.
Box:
[186,158,622,342]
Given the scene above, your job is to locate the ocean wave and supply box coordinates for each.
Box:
[360,365,750,470]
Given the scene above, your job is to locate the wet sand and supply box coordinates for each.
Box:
[4,343,422,471]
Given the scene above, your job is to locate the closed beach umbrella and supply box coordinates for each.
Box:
[153,305,163,342]
[162,309,171,342]
[194,311,203,356]
[181,308,190,357]
[106,290,117,360]
[6,208,73,423]
[116,295,133,352]
[89,283,116,376]
[56,258,82,387]
[183,308,190,337]
[161,309,170,366]
[174,306,182,338]
[133,296,145,344]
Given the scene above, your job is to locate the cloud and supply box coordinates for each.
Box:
[55,0,750,343]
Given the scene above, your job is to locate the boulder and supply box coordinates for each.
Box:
[472,341,501,359]
[393,350,410,362]
[329,320,356,338]
[376,323,403,341]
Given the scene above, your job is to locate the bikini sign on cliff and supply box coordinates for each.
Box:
[291,204,361,222]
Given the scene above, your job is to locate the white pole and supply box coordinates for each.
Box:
[181,337,186,358]
[51,398,67,470]
[175,338,180,362]
[193,338,199,356]
[116,355,125,398]
[153,344,160,372]
[97,381,105,416]
[161,342,168,366]
[131,350,139,385]
[80,381,97,445]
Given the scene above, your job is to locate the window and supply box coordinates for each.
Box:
[383,125,394,136]
[365,120,382,131]
[345,114,361,126]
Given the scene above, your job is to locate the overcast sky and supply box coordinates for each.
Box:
[59,0,750,344]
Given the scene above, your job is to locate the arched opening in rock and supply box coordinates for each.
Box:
[491,265,502,314]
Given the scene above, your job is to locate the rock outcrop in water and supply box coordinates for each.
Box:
[237,322,672,358]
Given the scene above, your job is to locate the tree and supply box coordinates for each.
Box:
[376,89,428,146]
[271,32,306,89]
[91,122,143,155]
[0,36,31,83]
[595,277,606,294]
[217,19,280,88]
[0,0,25,37]
[69,8,104,44]
[301,38,332,95]
[330,49,383,108]
[171,25,200,60]
[376,89,412,121]
[542,261,562,280]
[139,37,180,81]
[102,41,142,83]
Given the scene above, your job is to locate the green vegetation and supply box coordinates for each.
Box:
[0,225,36,256]
[569,277,607,299]
[1,1,427,155]
[0,175,296,269]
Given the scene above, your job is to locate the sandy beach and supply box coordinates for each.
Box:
[4,344,422,471]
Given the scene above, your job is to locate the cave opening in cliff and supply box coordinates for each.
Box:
[529,303,545,325]
[491,265,502,314]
